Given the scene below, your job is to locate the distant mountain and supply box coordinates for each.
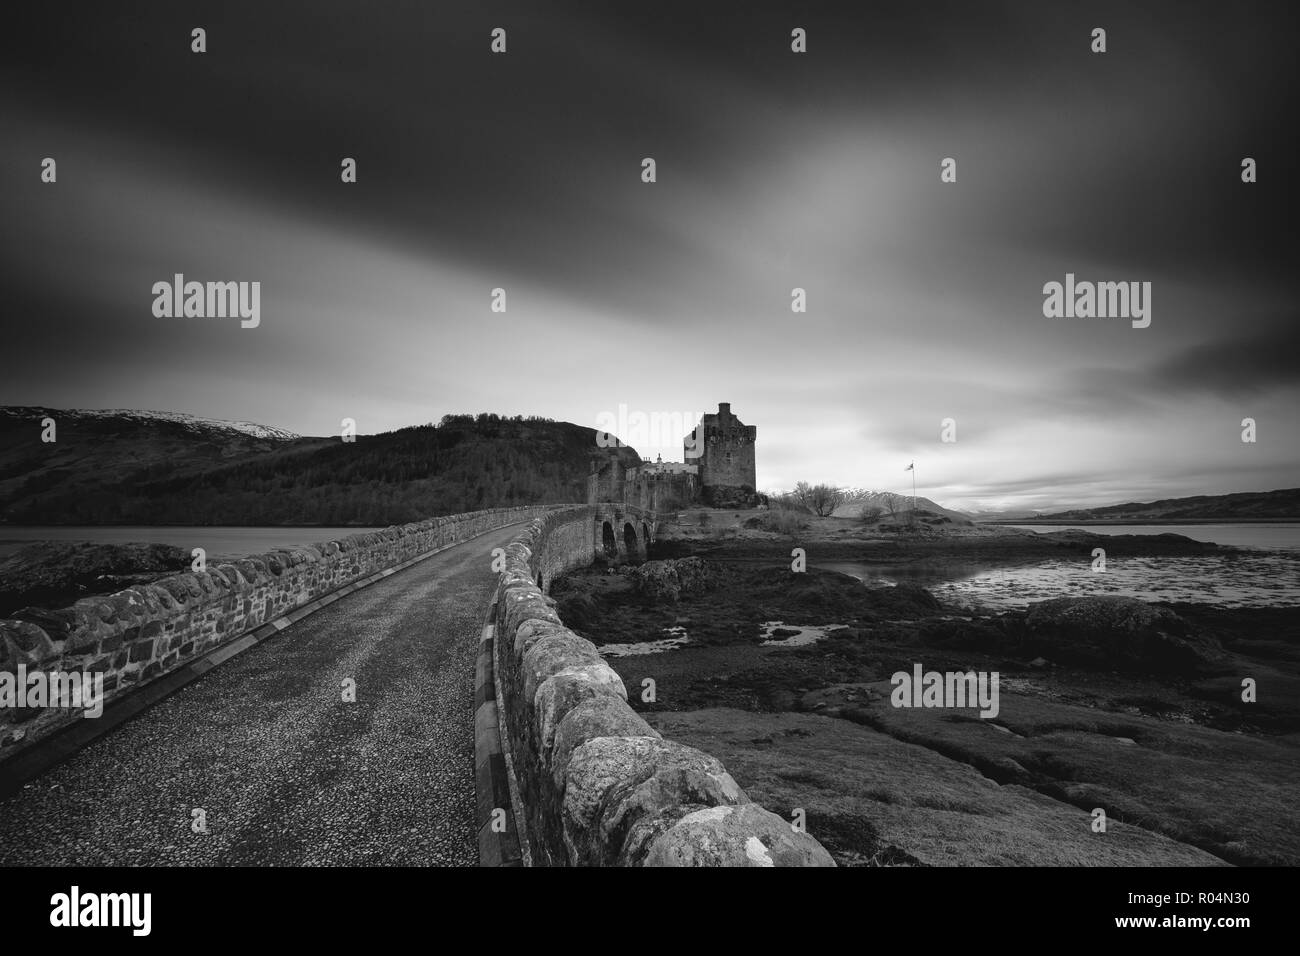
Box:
[965,508,1052,522]
[833,489,974,523]
[0,408,638,526]
[998,488,1300,523]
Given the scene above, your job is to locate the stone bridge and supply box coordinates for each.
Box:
[593,504,657,564]
[0,504,831,867]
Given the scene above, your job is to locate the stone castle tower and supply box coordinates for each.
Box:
[588,402,760,510]
[686,402,758,508]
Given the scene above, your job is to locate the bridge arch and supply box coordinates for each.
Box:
[591,505,658,564]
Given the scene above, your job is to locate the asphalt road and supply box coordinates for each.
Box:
[0,523,524,866]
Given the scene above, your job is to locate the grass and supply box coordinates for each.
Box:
[649,708,1228,867]
[829,687,1300,866]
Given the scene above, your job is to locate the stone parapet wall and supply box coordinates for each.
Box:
[0,506,551,764]
[492,508,834,866]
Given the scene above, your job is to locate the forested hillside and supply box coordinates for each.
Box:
[0,409,639,525]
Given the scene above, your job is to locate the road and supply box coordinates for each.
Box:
[0,523,523,866]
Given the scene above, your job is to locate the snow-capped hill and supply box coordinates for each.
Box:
[0,406,299,441]
[88,409,300,441]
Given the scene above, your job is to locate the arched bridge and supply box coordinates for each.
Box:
[592,504,657,565]
[0,503,829,867]
[0,504,655,865]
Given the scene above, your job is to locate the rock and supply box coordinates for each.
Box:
[550,697,660,787]
[0,620,57,666]
[512,619,570,659]
[875,583,942,615]
[0,541,190,617]
[501,589,562,636]
[8,606,78,642]
[553,590,600,630]
[562,736,669,850]
[701,486,763,509]
[521,632,604,704]
[562,737,748,865]
[643,804,836,867]
[633,558,724,603]
[1024,596,1222,674]
[922,617,1005,649]
[600,743,748,865]
[533,664,628,759]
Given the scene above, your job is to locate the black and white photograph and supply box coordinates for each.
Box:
[0,0,1294,934]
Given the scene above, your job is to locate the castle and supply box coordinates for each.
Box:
[588,402,761,511]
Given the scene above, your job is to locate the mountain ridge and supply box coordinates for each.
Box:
[982,488,1300,523]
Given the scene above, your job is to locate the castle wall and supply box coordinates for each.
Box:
[700,430,756,489]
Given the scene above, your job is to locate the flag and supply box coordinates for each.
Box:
[905,462,913,471]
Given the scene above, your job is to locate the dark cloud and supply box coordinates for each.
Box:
[1,1,1295,508]
[1150,327,1300,397]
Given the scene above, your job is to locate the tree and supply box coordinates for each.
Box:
[857,504,883,524]
[880,492,906,518]
[792,481,847,518]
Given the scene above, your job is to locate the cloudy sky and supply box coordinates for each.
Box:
[1,0,1295,511]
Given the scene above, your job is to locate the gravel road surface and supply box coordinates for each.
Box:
[0,523,523,866]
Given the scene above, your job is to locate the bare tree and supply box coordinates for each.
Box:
[766,490,809,513]
[792,481,848,518]
[880,492,905,518]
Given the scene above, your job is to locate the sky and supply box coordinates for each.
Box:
[1,0,1296,512]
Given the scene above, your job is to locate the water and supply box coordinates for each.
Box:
[1003,523,1300,550]
[598,626,691,658]
[0,526,383,561]
[596,622,856,656]
[820,523,1300,610]
[759,621,849,647]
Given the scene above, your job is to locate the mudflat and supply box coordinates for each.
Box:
[551,521,1299,867]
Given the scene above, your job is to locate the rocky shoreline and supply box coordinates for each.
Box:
[549,537,1300,866]
[0,541,191,618]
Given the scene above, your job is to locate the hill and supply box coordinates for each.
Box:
[1005,488,1300,523]
[833,489,973,523]
[0,408,639,526]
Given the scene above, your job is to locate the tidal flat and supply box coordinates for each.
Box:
[551,531,1300,867]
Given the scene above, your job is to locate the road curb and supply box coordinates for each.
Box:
[474,596,528,866]
[0,524,524,799]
